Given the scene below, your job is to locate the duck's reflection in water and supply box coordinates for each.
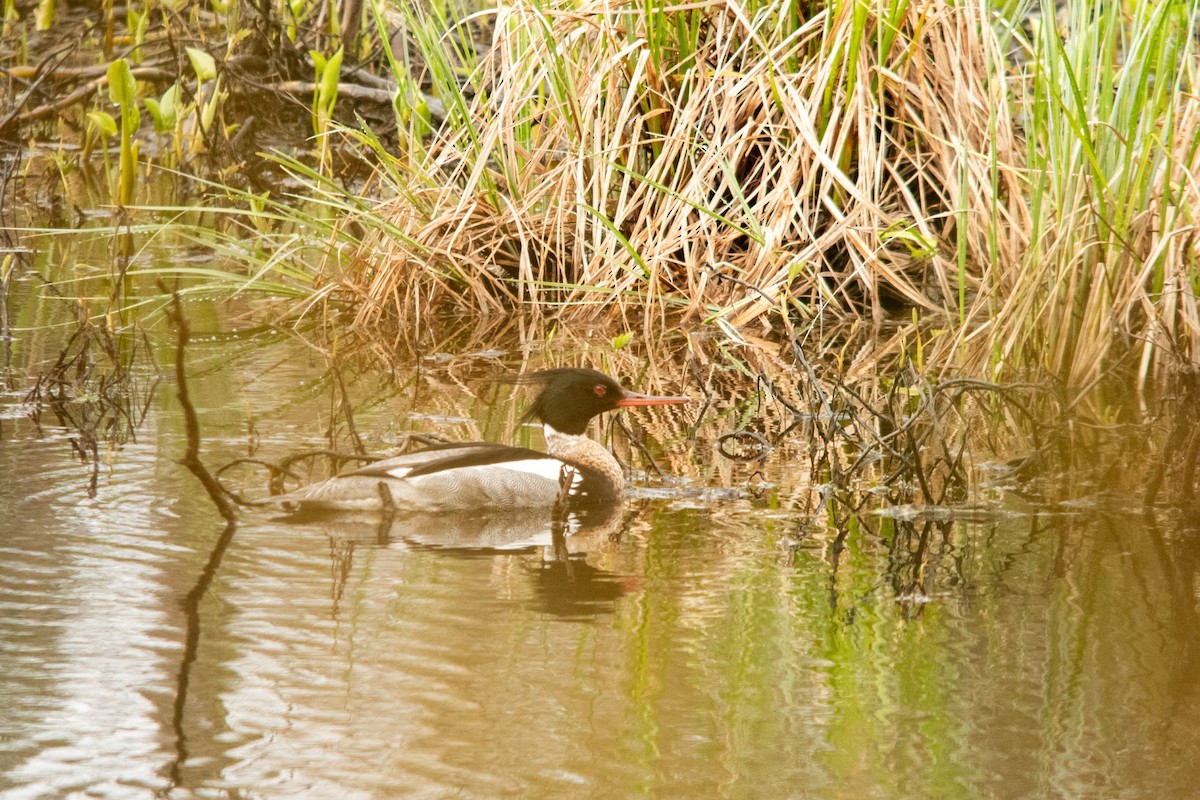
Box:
[525,551,630,619]
[283,503,632,617]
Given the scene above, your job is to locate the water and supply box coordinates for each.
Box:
[2,320,1199,799]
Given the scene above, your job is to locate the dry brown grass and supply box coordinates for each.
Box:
[326,0,1200,396]
[343,1,1003,318]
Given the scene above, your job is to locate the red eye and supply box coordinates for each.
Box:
[593,384,607,396]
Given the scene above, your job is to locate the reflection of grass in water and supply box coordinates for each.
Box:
[600,502,1200,797]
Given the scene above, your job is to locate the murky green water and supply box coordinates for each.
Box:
[2,284,1200,797]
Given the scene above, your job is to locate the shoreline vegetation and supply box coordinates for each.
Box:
[3,0,1199,508]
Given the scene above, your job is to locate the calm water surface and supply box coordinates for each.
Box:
[2,329,1199,800]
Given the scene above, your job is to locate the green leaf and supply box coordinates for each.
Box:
[415,98,431,130]
[86,110,118,138]
[157,84,180,128]
[128,8,148,62]
[320,46,344,103]
[611,331,634,350]
[106,58,136,106]
[144,98,163,129]
[186,47,217,82]
[313,46,344,121]
[145,86,178,133]
[199,79,223,133]
[881,221,937,259]
[105,58,140,135]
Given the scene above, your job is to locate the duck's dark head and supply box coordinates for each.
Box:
[517,368,689,435]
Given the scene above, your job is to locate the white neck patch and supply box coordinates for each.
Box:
[543,424,579,440]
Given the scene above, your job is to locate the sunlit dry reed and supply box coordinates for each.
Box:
[323,0,1199,398]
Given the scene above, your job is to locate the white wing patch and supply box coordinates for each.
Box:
[403,458,573,484]
[383,466,414,479]
[485,458,570,482]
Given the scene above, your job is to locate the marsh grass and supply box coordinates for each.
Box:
[11,0,1194,400]
[348,0,988,327]
[977,0,1200,393]
[300,0,1200,400]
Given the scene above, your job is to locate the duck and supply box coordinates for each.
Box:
[272,368,689,514]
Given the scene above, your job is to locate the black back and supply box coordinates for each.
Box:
[348,441,553,479]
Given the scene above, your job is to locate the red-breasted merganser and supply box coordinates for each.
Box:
[273,368,689,513]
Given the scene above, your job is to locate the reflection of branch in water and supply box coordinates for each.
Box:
[159,290,244,788]
[329,504,394,616]
[612,415,669,479]
[885,520,940,621]
[163,290,237,521]
[329,538,357,617]
[167,520,237,790]
[24,311,160,496]
[827,521,850,616]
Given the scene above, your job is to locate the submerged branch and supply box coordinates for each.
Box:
[12,67,176,125]
[264,80,446,121]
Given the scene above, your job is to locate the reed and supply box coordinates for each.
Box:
[341,0,1010,323]
[316,0,1198,397]
[959,0,1200,396]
